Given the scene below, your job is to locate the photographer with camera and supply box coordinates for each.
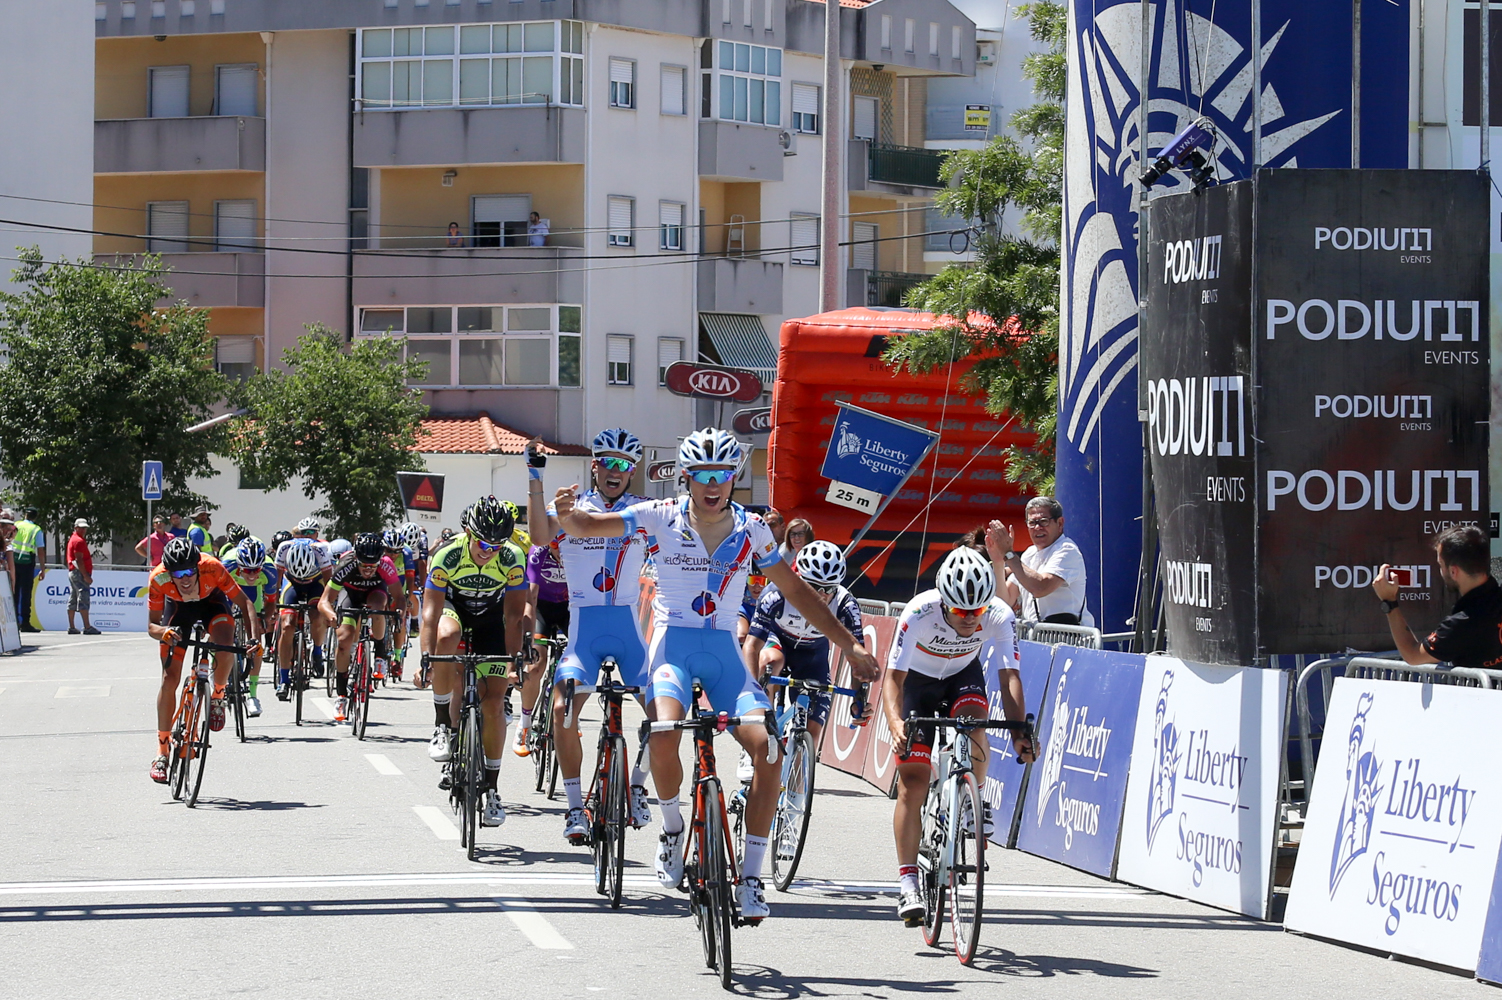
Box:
[1372,525,1502,669]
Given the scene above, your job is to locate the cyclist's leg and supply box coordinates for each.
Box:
[333,604,358,700]
[306,581,329,671]
[155,600,192,762]
[699,632,775,838]
[435,608,462,732]
[205,599,237,697]
[949,659,990,773]
[366,588,390,675]
[645,627,694,833]
[471,614,511,794]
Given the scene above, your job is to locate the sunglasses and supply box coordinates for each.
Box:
[748,575,768,587]
[596,457,635,473]
[812,585,837,597]
[688,469,734,485]
[358,559,381,569]
[947,605,986,619]
[170,567,198,579]
[474,538,504,552]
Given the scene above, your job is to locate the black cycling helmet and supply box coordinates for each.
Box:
[458,503,473,534]
[226,523,250,546]
[270,529,293,550]
[467,496,514,544]
[163,536,201,572]
[353,532,384,563]
[439,528,456,544]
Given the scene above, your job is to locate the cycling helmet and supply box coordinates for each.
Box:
[677,428,742,472]
[295,516,321,535]
[162,536,200,572]
[270,530,293,551]
[226,523,250,546]
[329,538,353,559]
[467,496,514,544]
[353,532,384,563]
[499,498,522,523]
[794,540,846,588]
[439,528,457,544]
[458,504,473,534]
[591,428,644,463]
[284,539,321,580]
[381,527,403,550]
[935,547,995,610]
[400,522,423,550]
[235,537,265,567]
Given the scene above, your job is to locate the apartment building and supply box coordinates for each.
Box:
[89,0,977,500]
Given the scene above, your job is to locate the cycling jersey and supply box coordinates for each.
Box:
[547,489,650,608]
[221,551,277,613]
[618,498,779,632]
[384,546,416,589]
[326,553,400,597]
[425,536,527,619]
[887,590,1019,680]
[526,544,569,605]
[748,583,862,651]
[149,555,244,640]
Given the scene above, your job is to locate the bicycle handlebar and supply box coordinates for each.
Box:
[167,635,251,655]
[342,607,403,619]
[639,711,780,765]
[905,712,1034,734]
[765,675,870,730]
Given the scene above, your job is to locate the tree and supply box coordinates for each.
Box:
[232,326,429,539]
[884,2,1065,494]
[0,249,230,548]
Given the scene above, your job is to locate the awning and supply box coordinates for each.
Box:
[699,312,779,372]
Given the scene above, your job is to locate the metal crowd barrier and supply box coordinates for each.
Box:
[857,599,891,618]
[1018,621,1103,650]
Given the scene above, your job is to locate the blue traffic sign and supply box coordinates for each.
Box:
[142,460,163,501]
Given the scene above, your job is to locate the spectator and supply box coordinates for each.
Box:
[987,496,1093,626]
[760,508,787,547]
[779,518,814,565]
[956,524,988,552]
[1373,525,1502,669]
[10,506,45,632]
[66,518,100,635]
[187,508,213,553]
[527,212,549,247]
[136,515,172,567]
[0,512,15,603]
[446,221,466,248]
[167,512,188,539]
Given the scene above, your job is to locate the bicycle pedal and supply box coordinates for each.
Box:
[902,915,924,928]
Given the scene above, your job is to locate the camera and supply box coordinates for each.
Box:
[1140,116,1218,190]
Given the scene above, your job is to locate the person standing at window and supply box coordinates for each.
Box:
[527,212,550,247]
[446,222,466,248]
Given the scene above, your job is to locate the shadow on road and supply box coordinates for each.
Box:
[192,798,330,812]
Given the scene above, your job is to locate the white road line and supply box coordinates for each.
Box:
[31,636,155,650]
[492,894,574,949]
[411,806,460,841]
[796,878,1149,898]
[310,696,338,720]
[54,685,110,698]
[0,676,157,684]
[365,754,402,776]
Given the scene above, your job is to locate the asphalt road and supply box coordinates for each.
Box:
[0,632,1494,998]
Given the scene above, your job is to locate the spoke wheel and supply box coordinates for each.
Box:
[547,747,560,800]
[231,651,247,743]
[352,641,371,740]
[772,732,817,891]
[186,678,212,807]
[605,737,628,908]
[168,715,188,801]
[463,708,483,860]
[919,780,947,949]
[703,796,734,991]
[949,773,986,965]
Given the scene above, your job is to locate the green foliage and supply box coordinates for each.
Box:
[885,1,1065,494]
[233,325,428,539]
[0,249,230,546]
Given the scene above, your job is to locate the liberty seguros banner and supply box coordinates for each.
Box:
[983,640,1060,847]
[819,403,938,513]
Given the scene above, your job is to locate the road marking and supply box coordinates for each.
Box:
[0,676,157,684]
[310,696,338,720]
[32,636,154,650]
[54,685,110,698]
[411,806,460,841]
[365,754,402,775]
[795,878,1150,898]
[492,893,574,949]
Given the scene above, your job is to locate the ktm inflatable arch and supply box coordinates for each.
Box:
[767,308,1035,604]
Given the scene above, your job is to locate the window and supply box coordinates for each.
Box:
[925,206,975,252]
[710,41,781,126]
[657,337,684,385]
[558,305,581,387]
[358,304,579,388]
[929,22,939,56]
[360,21,582,109]
[607,335,633,385]
[853,96,878,141]
[1462,8,1502,126]
[721,0,730,23]
[609,58,635,108]
[215,64,257,116]
[149,65,189,118]
[743,0,752,26]
[659,202,685,251]
[471,194,531,247]
[881,14,892,50]
[764,0,773,31]
[146,201,189,253]
[660,64,686,115]
[904,18,915,53]
[607,196,634,247]
[214,200,257,251]
[215,336,257,382]
[851,222,877,270]
[790,214,819,266]
[791,83,819,133]
[952,25,963,60]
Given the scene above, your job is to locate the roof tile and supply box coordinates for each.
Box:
[418,412,590,456]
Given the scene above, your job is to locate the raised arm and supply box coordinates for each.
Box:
[762,559,878,681]
[524,438,562,543]
[553,485,628,539]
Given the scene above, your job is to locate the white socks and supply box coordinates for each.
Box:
[563,777,583,811]
[743,835,769,881]
[658,795,684,835]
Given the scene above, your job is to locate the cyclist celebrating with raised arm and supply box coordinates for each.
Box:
[526,428,655,846]
[885,547,1034,926]
[420,496,530,827]
[320,533,400,722]
[555,428,880,922]
[147,538,260,784]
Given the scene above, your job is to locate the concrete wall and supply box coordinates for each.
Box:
[95,115,265,174]
[93,172,265,254]
[95,32,265,119]
[376,164,585,248]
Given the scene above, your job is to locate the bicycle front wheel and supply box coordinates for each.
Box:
[772,731,818,891]
[168,716,188,801]
[949,772,986,965]
[919,780,947,949]
[702,791,734,990]
[462,707,483,860]
[351,641,371,740]
[187,679,212,807]
[231,653,247,743]
[605,736,628,908]
[292,632,306,726]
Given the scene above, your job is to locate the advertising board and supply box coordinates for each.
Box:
[34,569,149,632]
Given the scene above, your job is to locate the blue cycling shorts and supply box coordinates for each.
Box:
[647,626,771,718]
[778,642,834,727]
[554,605,648,692]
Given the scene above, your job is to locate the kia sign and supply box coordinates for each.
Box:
[647,461,677,483]
[664,361,763,403]
[732,407,773,435]
[397,471,445,513]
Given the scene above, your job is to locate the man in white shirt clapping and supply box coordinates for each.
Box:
[986,496,1094,627]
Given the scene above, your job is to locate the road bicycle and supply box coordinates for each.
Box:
[282,601,320,726]
[578,655,640,908]
[164,624,248,808]
[343,606,402,740]
[730,675,867,891]
[642,685,780,991]
[909,711,1034,965]
[525,635,565,798]
[227,609,254,743]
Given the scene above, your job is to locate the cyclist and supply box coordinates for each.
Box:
[554,428,879,921]
[294,517,322,541]
[218,523,252,562]
[222,536,277,717]
[147,537,260,784]
[526,428,654,846]
[513,539,568,759]
[378,527,414,680]
[400,521,429,650]
[273,535,333,698]
[320,532,400,722]
[421,496,530,827]
[735,565,768,645]
[885,546,1034,925]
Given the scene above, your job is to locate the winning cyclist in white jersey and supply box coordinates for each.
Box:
[555,428,880,922]
[885,547,1035,925]
[526,428,656,846]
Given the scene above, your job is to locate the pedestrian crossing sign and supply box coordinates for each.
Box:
[142,461,163,501]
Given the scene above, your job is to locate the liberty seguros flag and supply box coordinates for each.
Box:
[819,403,937,513]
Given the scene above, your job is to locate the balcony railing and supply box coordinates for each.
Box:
[866,270,928,308]
[868,143,946,189]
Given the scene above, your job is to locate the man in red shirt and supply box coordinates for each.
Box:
[66,518,100,635]
[135,516,172,568]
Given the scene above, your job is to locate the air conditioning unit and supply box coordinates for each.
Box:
[976,41,997,65]
[778,129,797,156]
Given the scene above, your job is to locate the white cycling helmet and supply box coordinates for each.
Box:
[295,516,321,535]
[795,540,846,588]
[591,427,644,463]
[400,522,423,550]
[935,547,995,610]
[677,428,742,473]
[284,539,321,580]
[329,538,353,559]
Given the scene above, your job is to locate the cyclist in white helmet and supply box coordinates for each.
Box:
[885,546,1035,926]
[555,427,879,923]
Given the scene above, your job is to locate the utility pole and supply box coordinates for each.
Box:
[819,0,842,312]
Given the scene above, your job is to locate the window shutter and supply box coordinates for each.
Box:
[657,337,683,385]
[929,22,939,55]
[852,222,877,270]
[660,65,684,115]
[215,335,256,365]
[608,197,633,245]
[904,18,915,53]
[660,202,683,228]
[952,25,962,59]
[472,195,531,222]
[608,336,632,365]
[147,201,190,253]
[853,96,878,141]
[792,83,819,116]
[790,215,818,265]
[881,14,892,49]
[610,58,633,84]
[215,200,257,251]
[150,65,190,117]
[216,64,258,116]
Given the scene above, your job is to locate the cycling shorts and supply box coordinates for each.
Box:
[534,598,570,642]
[774,643,834,727]
[280,577,325,610]
[897,657,989,767]
[554,605,648,693]
[161,593,235,663]
[339,585,389,626]
[647,626,771,719]
[441,605,511,679]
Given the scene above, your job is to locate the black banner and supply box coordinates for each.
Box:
[397,471,445,513]
[1143,181,1257,665]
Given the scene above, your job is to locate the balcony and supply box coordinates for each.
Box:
[697,257,783,315]
[698,121,785,183]
[848,268,927,309]
[352,247,585,308]
[96,252,265,308]
[353,107,586,168]
[95,117,265,174]
[848,140,946,193]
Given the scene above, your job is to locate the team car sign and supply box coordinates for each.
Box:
[664,362,763,403]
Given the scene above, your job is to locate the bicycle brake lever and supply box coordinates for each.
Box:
[763,712,780,766]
